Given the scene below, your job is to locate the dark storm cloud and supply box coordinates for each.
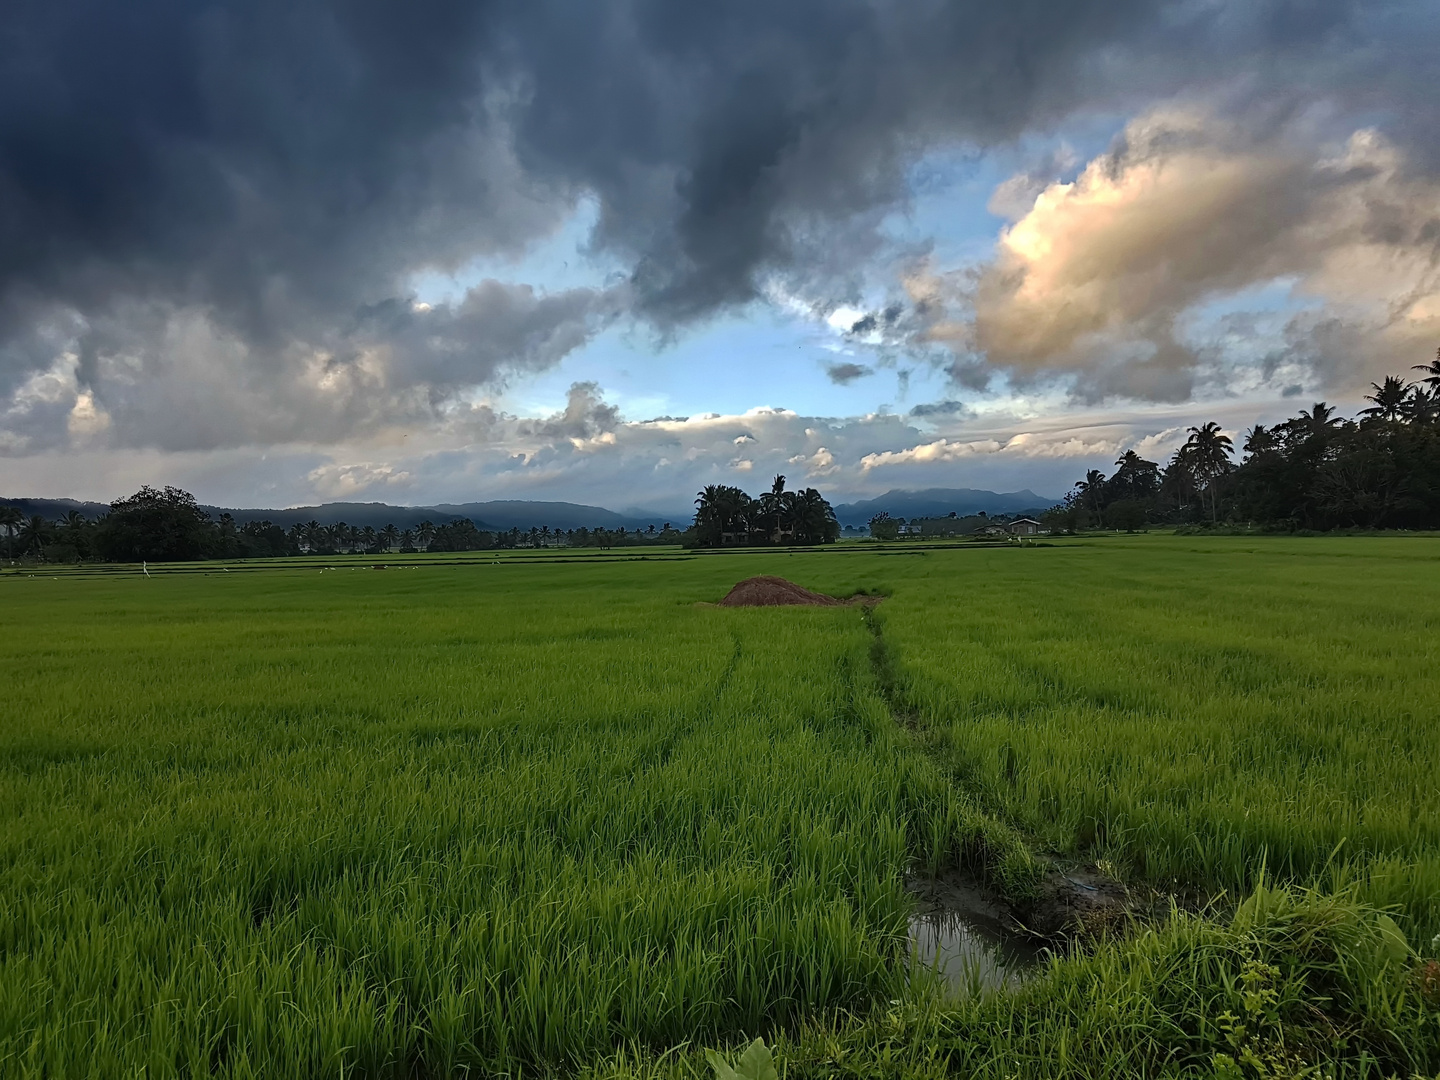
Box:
[908,399,968,419]
[2,0,1436,449]
[825,362,872,385]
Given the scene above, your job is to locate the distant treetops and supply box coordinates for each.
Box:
[0,488,684,564]
[691,475,840,547]
[1052,349,1440,532]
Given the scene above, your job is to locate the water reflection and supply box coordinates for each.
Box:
[907,874,1045,995]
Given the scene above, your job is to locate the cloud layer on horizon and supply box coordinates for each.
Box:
[8,378,1303,514]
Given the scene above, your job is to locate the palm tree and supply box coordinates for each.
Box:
[1402,385,1440,425]
[758,474,789,541]
[380,524,399,552]
[60,510,89,559]
[1411,346,1440,389]
[1111,450,1160,499]
[1183,422,1234,522]
[1073,469,1107,526]
[0,505,21,561]
[777,490,801,541]
[1242,424,1278,457]
[1161,445,1199,512]
[416,520,436,552]
[300,520,322,553]
[1288,402,1343,444]
[792,488,839,544]
[694,485,752,545]
[18,515,51,557]
[1361,376,1410,422]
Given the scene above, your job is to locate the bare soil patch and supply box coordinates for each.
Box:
[716,576,883,607]
[1022,866,1132,939]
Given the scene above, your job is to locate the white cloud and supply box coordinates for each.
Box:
[826,306,867,332]
[306,462,415,499]
[67,391,111,439]
[909,109,1440,402]
[0,379,1314,511]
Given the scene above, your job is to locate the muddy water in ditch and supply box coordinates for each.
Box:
[907,874,1046,995]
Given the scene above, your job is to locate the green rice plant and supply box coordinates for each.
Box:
[2,535,1436,1076]
[0,555,1001,1075]
[874,535,1440,938]
[652,883,1437,1080]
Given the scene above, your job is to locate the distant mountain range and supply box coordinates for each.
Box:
[0,496,686,532]
[832,488,1057,524]
[3,487,1055,532]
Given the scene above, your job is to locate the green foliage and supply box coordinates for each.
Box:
[759,883,1439,1080]
[1056,361,1440,530]
[881,535,1440,940]
[868,512,900,540]
[1104,498,1148,532]
[707,1038,778,1080]
[694,479,840,546]
[91,485,219,561]
[0,552,991,1075]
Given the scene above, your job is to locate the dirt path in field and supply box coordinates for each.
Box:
[860,606,1132,944]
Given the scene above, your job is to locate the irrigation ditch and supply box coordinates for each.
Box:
[858,601,1133,995]
[705,573,1137,995]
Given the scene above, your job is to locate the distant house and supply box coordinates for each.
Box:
[975,524,1008,538]
[1007,517,1045,536]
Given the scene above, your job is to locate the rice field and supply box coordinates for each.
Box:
[2,536,1437,1078]
[878,535,1440,936]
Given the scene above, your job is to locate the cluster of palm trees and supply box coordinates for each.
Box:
[1070,429,1230,530]
[288,519,413,555]
[692,476,840,546]
[0,508,89,559]
[1057,351,1440,531]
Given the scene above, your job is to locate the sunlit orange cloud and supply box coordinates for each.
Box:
[912,108,1440,400]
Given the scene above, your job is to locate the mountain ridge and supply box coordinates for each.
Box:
[3,487,1057,532]
[0,496,686,533]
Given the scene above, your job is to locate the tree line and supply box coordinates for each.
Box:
[0,475,841,562]
[691,476,840,546]
[0,486,688,563]
[1052,352,1440,532]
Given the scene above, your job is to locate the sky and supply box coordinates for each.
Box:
[2,1,1439,514]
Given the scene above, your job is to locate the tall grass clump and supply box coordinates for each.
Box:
[752,882,1439,1080]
